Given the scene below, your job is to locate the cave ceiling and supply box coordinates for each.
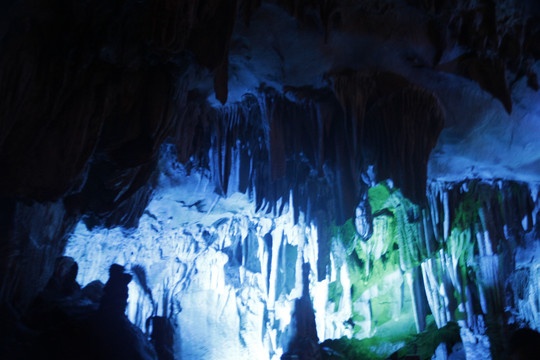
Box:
[1,0,540,213]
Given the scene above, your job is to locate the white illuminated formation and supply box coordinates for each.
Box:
[65,147,348,360]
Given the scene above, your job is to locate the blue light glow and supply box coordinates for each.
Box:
[65,146,342,360]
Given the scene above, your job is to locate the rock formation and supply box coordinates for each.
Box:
[1,1,539,359]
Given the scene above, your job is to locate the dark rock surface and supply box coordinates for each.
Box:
[0,260,158,360]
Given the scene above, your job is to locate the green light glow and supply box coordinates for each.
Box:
[327,183,419,340]
[322,179,537,360]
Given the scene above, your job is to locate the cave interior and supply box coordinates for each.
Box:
[1,1,540,359]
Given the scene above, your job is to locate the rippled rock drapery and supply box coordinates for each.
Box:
[175,76,444,224]
[331,71,445,204]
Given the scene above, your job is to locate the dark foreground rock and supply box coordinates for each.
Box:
[0,259,158,360]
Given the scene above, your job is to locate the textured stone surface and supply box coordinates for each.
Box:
[1,1,540,359]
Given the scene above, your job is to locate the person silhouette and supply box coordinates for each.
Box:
[99,264,132,316]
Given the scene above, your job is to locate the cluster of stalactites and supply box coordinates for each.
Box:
[175,71,445,235]
[393,180,538,357]
[425,181,536,310]
[325,179,538,358]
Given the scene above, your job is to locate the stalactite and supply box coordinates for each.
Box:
[509,264,540,331]
[406,266,429,333]
[263,94,288,181]
[355,197,373,241]
[444,228,474,318]
[421,257,449,328]
[186,0,239,103]
[313,212,331,282]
